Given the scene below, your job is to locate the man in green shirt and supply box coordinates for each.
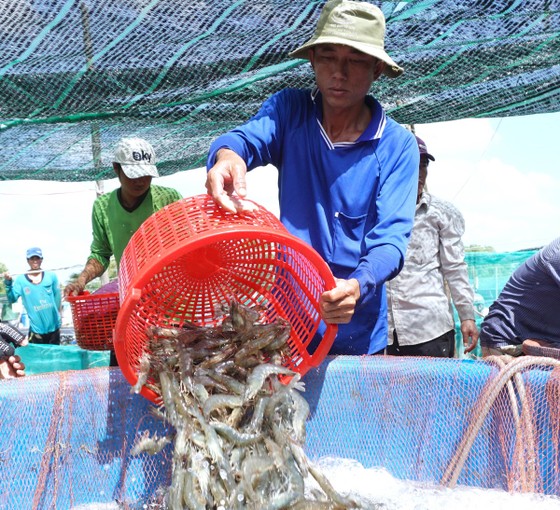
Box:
[64,137,182,296]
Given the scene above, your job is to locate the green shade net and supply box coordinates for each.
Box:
[453,248,539,358]
[0,0,558,181]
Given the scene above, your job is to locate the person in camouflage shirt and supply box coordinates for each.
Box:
[386,136,479,358]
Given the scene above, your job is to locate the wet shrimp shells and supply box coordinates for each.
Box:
[131,300,360,509]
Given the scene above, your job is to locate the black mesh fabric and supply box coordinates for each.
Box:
[0,0,558,181]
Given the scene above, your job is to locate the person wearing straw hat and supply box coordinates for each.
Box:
[64,137,182,299]
[206,0,419,355]
[4,247,62,345]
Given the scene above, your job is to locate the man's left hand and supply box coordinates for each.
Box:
[319,278,360,324]
[461,319,479,353]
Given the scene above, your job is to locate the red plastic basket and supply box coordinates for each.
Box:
[114,194,337,402]
[67,292,120,351]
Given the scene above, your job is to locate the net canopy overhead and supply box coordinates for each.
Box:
[0,0,558,182]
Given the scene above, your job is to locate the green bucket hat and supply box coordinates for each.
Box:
[289,0,403,78]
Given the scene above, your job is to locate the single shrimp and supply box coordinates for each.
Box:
[307,461,361,509]
[131,351,152,394]
[131,431,172,456]
[203,394,244,419]
[211,421,262,446]
[230,300,261,333]
[245,363,295,401]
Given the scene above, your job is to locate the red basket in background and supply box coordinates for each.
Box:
[67,291,120,351]
[114,194,337,403]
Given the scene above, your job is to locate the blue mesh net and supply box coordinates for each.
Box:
[2,356,560,508]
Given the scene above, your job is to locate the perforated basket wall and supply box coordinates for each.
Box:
[114,194,337,402]
[67,292,120,351]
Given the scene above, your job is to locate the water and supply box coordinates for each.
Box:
[313,457,560,510]
[73,456,560,509]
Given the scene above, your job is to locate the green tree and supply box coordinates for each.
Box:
[0,261,7,295]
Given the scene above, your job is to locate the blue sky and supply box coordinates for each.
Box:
[0,111,558,284]
[414,112,560,251]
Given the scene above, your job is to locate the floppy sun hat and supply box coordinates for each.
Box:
[113,137,159,179]
[289,0,403,78]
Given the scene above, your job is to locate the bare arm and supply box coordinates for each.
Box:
[63,258,105,297]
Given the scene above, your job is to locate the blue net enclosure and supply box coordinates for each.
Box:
[2,357,560,508]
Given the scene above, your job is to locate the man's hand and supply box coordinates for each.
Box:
[460,319,479,353]
[63,259,105,297]
[319,278,360,324]
[0,354,25,380]
[64,280,86,298]
[205,148,255,213]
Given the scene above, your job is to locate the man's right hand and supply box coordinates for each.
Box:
[64,281,86,298]
[63,259,105,298]
[0,354,25,379]
[205,148,255,213]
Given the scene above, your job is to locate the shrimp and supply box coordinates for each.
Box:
[307,462,361,509]
[234,324,284,364]
[244,364,295,401]
[140,301,356,509]
[211,422,262,446]
[203,394,244,419]
[189,403,227,468]
[230,300,261,333]
[131,431,172,456]
[248,395,270,433]
[131,351,152,394]
[158,371,179,424]
[241,454,276,503]
[208,370,246,396]
[289,388,310,445]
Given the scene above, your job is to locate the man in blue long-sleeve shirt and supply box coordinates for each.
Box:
[205,0,419,354]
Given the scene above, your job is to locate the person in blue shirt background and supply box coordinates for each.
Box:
[205,0,419,355]
[4,247,62,345]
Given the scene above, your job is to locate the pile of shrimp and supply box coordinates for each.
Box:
[130,300,361,510]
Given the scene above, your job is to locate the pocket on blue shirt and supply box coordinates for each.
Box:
[332,211,367,268]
